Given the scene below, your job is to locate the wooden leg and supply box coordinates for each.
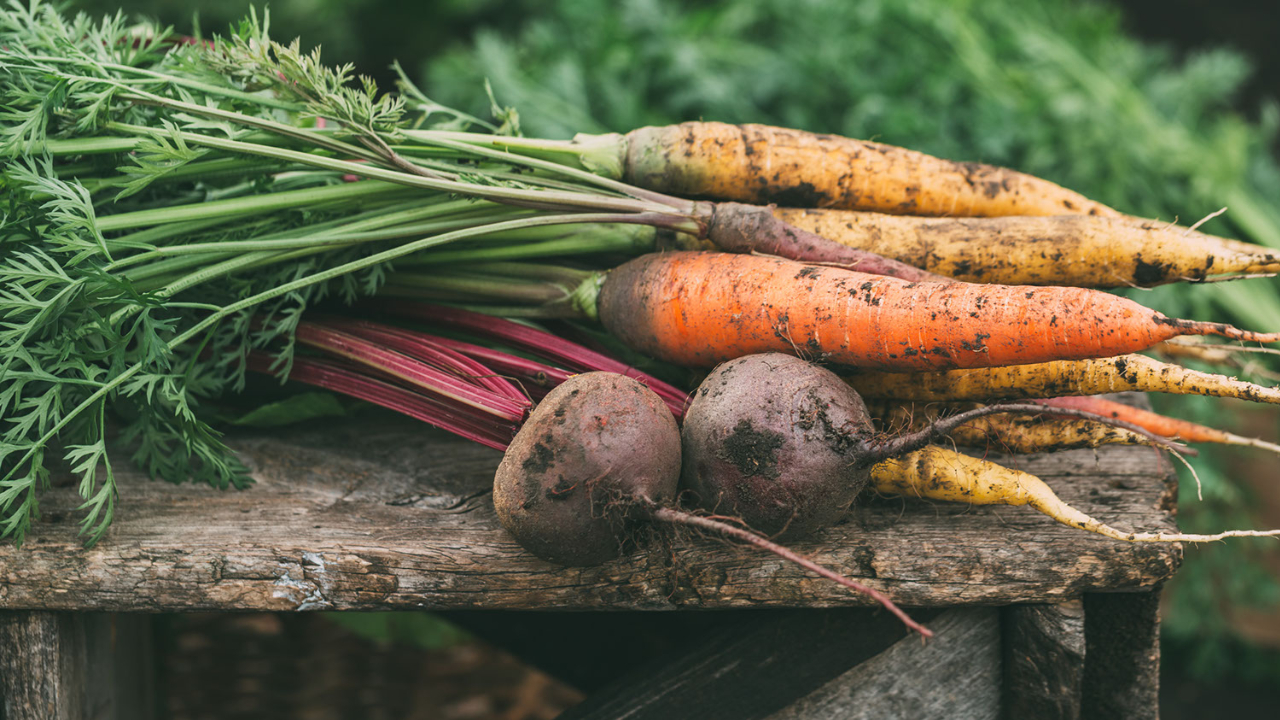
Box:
[0,612,88,720]
[555,608,938,720]
[1001,600,1086,720]
[0,612,155,720]
[1082,590,1161,720]
[769,608,1001,720]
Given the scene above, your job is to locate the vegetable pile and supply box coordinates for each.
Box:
[5,2,1280,635]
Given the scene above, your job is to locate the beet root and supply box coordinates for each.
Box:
[493,367,931,636]
[680,353,878,538]
[493,372,681,566]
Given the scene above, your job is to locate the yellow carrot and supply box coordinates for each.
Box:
[867,400,1148,453]
[770,209,1280,287]
[871,446,1279,542]
[616,122,1119,217]
[848,354,1280,404]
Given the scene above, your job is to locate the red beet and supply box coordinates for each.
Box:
[493,372,681,566]
[492,368,933,635]
[680,353,876,538]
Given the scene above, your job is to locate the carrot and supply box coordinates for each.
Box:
[440,122,1117,217]
[871,446,1280,543]
[867,401,1150,453]
[847,353,1280,403]
[618,123,1120,217]
[1042,396,1280,456]
[770,209,1280,288]
[595,252,1280,371]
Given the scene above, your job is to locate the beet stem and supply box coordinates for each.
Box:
[863,402,1194,464]
[314,318,529,404]
[367,300,690,417]
[246,352,514,450]
[648,505,932,637]
[295,322,529,421]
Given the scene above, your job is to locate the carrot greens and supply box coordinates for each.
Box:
[0,2,687,545]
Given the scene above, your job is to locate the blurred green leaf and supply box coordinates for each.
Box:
[229,392,346,427]
[323,612,471,650]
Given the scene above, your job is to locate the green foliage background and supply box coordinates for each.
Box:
[73,0,1280,678]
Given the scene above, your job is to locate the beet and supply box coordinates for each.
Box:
[492,368,933,635]
[492,360,1177,638]
[493,372,681,566]
[680,353,878,538]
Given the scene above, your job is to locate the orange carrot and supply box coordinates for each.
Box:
[595,252,1280,370]
[1042,396,1280,455]
[617,122,1120,218]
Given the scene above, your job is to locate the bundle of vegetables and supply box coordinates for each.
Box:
[420,0,1280,657]
[5,1,1280,620]
[236,306,1243,637]
[1,3,926,543]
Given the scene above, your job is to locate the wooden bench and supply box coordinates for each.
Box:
[0,413,1181,718]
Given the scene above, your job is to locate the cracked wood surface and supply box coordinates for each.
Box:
[0,414,1182,612]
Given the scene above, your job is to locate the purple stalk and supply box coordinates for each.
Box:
[429,336,575,393]
[294,322,530,423]
[364,300,692,418]
[322,318,575,394]
[313,318,528,404]
[245,352,515,451]
[705,202,947,283]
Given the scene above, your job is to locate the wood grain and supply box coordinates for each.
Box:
[766,608,1001,720]
[1001,601,1086,719]
[0,612,85,720]
[1083,590,1162,720]
[559,608,927,720]
[0,414,1181,612]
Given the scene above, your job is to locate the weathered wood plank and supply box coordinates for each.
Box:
[1001,600,1085,720]
[558,608,932,720]
[0,612,86,720]
[442,611,722,693]
[766,608,1001,720]
[1082,590,1162,720]
[0,613,151,720]
[0,415,1181,612]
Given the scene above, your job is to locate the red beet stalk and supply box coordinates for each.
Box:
[294,322,530,423]
[245,352,516,450]
[318,318,575,398]
[364,300,691,417]
[311,318,529,404]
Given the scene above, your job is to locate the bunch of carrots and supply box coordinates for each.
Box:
[5,5,1280,621]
